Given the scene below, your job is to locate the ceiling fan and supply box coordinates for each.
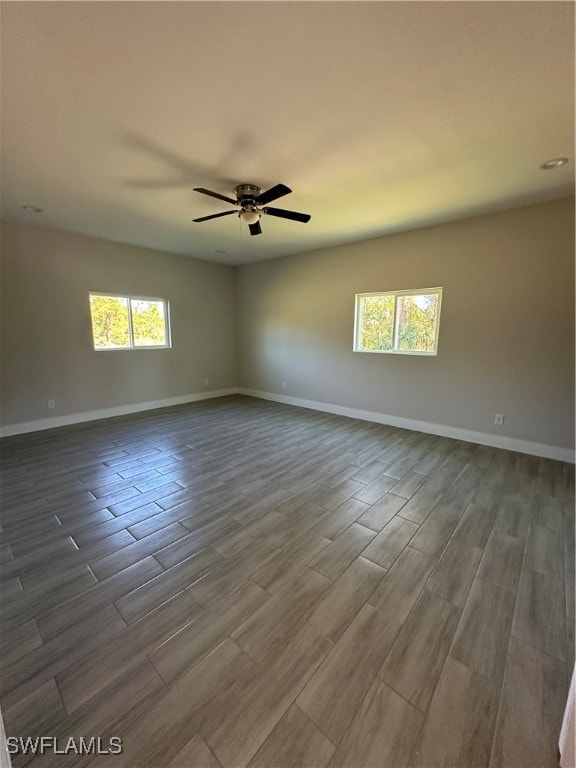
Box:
[192,183,311,236]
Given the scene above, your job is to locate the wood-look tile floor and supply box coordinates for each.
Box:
[0,395,573,768]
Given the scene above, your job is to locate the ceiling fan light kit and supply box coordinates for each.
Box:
[192,183,311,236]
[239,210,260,225]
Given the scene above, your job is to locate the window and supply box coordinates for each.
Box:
[89,293,171,350]
[354,288,442,355]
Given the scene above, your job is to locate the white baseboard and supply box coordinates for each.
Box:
[238,388,575,463]
[2,386,573,463]
[0,388,239,438]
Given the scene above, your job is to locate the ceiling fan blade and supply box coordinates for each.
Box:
[263,206,311,223]
[193,187,238,205]
[249,221,262,236]
[192,210,237,223]
[255,183,292,205]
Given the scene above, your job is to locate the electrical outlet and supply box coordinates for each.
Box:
[47,399,56,409]
[203,378,209,387]
[282,381,287,391]
[494,413,504,425]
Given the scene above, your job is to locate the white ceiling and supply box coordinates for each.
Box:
[1,1,574,266]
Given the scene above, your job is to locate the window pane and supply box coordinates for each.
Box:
[360,295,395,351]
[396,293,439,352]
[89,295,130,349]
[130,299,167,347]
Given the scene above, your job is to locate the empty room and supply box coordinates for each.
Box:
[0,2,574,767]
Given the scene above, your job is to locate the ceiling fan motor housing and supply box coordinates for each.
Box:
[235,184,263,207]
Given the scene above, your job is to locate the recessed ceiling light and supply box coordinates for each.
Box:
[23,205,43,212]
[539,157,569,170]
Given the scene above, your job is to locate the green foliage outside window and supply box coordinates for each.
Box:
[356,290,441,354]
[89,294,168,349]
[360,295,395,351]
[131,300,166,346]
[90,295,130,348]
[395,294,438,353]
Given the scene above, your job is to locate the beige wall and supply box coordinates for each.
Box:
[0,221,237,427]
[236,198,575,452]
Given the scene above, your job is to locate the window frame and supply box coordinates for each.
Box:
[353,287,442,356]
[89,291,172,351]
